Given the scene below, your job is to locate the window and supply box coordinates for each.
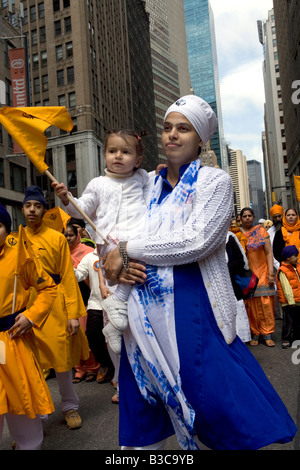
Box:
[33,77,40,93]
[67,170,77,188]
[63,0,70,7]
[31,29,38,46]
[30,5,36,22]
[10,163,27,192]
[32,53,39,70]
[39,26,46,43]
[38,2,45,18]
[58,94,66,106]
[53,0,60,12]
[66,143,75,162]
[42,74,48,91]
[64,16,71,33]
[54,20,61,36]
[57,69,64,86]
[66,41,73,57]
[68,92,76,108]
[41,51,47,67]
[56,45,63,61]
[67,66,74,83]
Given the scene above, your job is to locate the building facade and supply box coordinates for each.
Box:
[258,9,290,211]
[273,0,300,206]
[228,149,250,216]
[183,0,227,170]
[0,3,32,228]
[247,159,266,223]
[1,0,158,211]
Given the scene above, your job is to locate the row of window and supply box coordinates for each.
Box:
[33,67,74,92]
[30,17,71,46]
[22,0,70,24]
[31,42,73,71]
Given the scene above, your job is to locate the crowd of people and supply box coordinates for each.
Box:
[0,94,298,450]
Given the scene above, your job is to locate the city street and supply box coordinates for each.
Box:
[1,319,299,452]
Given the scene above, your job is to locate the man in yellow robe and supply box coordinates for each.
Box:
[23,186,89,430]
[0,205,57,449]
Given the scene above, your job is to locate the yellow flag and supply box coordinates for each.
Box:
[294,175,300,202]
[43,207,71,233]
[0,106,73,174]
[16,225,42,277]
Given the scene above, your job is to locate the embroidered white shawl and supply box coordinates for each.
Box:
[124,160,201,450]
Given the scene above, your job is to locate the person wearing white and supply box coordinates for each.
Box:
[102,95,296,451]
[53,130,150,354]
[74,249,119,397]
[225,231,251,343]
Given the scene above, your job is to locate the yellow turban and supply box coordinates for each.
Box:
[269,204,284,218]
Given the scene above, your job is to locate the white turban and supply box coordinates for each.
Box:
[164,95,218,145]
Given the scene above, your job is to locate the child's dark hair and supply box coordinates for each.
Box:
[104,129,148,156]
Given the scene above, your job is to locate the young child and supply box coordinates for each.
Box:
[276,245,300,348]
[53,129,151,354]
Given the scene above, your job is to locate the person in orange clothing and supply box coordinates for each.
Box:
[273,208,300,264]
[22,186,89,430]
[276,245,300,348]
[240,207,276,347]
[0,205,57,450]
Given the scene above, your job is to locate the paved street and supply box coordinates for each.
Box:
[1,319,300,451]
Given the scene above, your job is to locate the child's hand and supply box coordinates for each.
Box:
[100,284,111,299]
[52,181,69,206]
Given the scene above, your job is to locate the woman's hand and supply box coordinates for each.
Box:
[102,247,123,283]
[268,272,275,286]
[118,261,147,285]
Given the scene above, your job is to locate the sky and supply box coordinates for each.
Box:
[209,0,274,167]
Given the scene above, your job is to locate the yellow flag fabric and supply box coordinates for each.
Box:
[43,207,71,233]
[0,106,73,174]
[294,175,300,202]
[16,224,42,277]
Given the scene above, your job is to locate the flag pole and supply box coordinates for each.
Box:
[44,170,109,245]
[12,274,18,314]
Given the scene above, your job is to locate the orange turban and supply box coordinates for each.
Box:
[269,204,284,218]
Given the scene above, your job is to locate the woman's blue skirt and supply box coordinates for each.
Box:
[119,262,297,449]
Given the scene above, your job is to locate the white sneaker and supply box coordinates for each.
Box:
[103,323,122,355]
[102,295,128,331]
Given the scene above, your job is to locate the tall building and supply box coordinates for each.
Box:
[247,159,266,223]
[273,0,300,207]
[228,149,250,216]
[144,0,182,162]
[258,9,290,211]
[1,0,158,210]
[0,4,32,228]
[183,0,227,170]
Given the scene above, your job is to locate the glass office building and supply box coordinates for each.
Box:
[184,0,227,169]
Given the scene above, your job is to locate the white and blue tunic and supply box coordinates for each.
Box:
[119,163,297,450]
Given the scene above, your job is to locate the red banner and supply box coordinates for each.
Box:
[9,48,28,153]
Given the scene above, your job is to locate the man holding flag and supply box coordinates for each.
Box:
[22,186,89,431]
[0,205,57,450]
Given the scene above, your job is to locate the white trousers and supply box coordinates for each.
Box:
[56,369,79,412]
[0,413,43,450]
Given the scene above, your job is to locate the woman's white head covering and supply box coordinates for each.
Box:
[164,95,218,145]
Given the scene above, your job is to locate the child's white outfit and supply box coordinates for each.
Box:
[65,168,150,353]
